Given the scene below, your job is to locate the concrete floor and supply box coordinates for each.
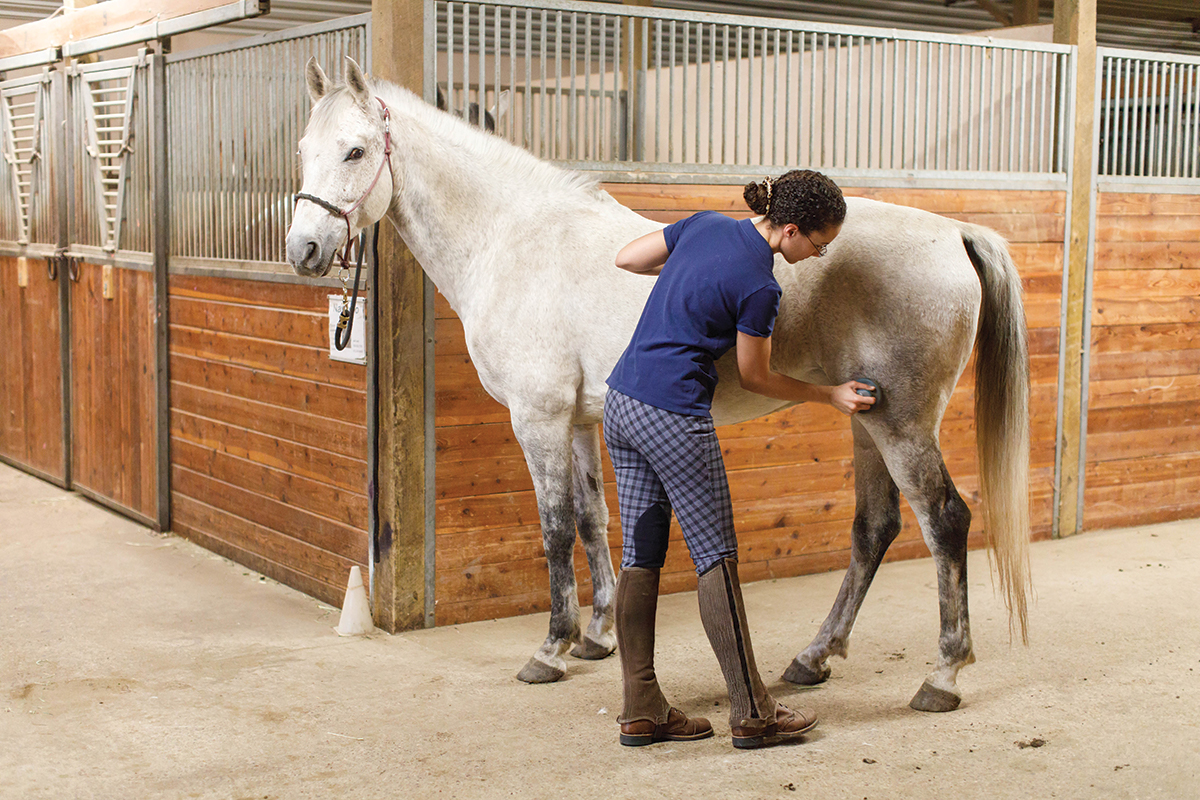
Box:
[2,461,1198,799]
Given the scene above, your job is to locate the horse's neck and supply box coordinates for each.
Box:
[378,85,578,316]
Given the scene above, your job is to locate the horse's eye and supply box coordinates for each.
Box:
[346,147,365,161]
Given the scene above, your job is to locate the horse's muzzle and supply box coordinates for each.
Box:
[286,235,334,278]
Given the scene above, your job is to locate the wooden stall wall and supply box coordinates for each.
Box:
[70,262,156,517]
[0,256,64,482]
[1084,192,1200,530]
[168,275,369,607]
[434,185,1063,626]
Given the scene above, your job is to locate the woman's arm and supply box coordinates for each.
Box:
[736,332,876,414]
[615,230,670,275]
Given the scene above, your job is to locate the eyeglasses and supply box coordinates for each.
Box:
[803,231,828,257]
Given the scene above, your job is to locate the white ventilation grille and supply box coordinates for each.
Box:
[80,65,139,252]
[1,83,45,245]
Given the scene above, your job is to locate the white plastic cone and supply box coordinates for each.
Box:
[335,566,375,636]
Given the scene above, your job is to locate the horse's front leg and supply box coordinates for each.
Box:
[785,420,901,685]
[569,423,617,660]
[512,410,582,684]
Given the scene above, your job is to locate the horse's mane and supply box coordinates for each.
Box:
[315,78,602,201]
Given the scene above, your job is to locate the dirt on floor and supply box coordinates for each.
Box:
[2,462,1198,800]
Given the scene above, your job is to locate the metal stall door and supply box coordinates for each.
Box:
[64,53,164,528]
[0,69,68,487]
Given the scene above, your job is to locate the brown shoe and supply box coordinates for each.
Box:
[731,702,818,749]
[620,707,715,747]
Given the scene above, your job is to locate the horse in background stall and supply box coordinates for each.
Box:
[286,58,1031,713]
[436,85,510,132]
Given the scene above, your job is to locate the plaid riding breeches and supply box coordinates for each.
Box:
[602,388,738,574]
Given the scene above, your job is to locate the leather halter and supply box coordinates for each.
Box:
[294,96,393,268]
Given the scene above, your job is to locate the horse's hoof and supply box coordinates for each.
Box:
[909,681,961,712]
[782,658,830,685]
[516,657,565,684]
[570,636,616,660]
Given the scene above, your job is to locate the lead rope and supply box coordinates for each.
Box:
[334,223,379,352]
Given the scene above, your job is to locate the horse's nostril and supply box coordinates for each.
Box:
[305,241,318,264]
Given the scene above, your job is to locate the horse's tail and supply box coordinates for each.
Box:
[958,221,1032,645]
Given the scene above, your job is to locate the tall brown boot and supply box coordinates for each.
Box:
[616,567,713,746]
[697,558,818,749]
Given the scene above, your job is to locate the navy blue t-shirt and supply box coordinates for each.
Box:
[607,211,781,416]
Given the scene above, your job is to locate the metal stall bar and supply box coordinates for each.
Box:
[437,0,1070,181]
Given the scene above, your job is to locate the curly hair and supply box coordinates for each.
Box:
[743,170,846,234]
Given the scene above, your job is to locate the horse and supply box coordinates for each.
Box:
[435,85,510,132]
[286,57,1031,713]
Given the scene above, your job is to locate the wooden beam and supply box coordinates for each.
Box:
[970,0,1013,27]
[0,0,259,58]
[1013,0,1041,25]
[1054,0,1097,538]
[371,0,432,633]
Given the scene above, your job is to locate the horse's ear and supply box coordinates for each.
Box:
[343,57,373,108]
[306,58,329,103]
[436,85,447,111]
[492,89,511,122]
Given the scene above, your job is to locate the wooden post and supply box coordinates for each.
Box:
[623,0,651,162]
[371,0,433,631]
[1013,0,1040,26]
[1054,0,1097,537]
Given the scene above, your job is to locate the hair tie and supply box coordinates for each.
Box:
[763,176,773,215]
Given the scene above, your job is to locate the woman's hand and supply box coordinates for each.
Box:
[830,381,877,415]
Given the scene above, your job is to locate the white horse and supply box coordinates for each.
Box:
[286,58,1031,712]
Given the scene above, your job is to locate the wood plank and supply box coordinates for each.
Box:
[171,409,367,491]
[169,354,367,426]
[1088,374,1200,410]
[1083,473,1200,532]
[1090,322,1200,354]
[172,438,368,530]
[172,494,355,609]
[1085,424,1200,463]
[173,465,367,562]
[1094,241,1200,270]
[170,274,333,313]
[170,295,329,349]
[170,326,365,390]
[1009,242,1064,273]
[1091,268,1200,298]
[1083,499,1200,534]
[1086,453,1200,489]
[1097,193,1200,216]
[0,0,257,57]
[170,382,367,460]
[1087,399,1200,435]
[1096,214,1200,242]
[1091,297,1200,327]
[1089,349,1200,382]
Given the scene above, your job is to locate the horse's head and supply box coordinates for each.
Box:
[286,57,394,278]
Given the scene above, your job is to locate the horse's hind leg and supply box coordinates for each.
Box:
[511,411,582,684]
[784,420,902,685]
[875,431,975,712]
[569,423,617,660]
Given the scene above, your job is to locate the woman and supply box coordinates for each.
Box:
[604,169,875,750]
